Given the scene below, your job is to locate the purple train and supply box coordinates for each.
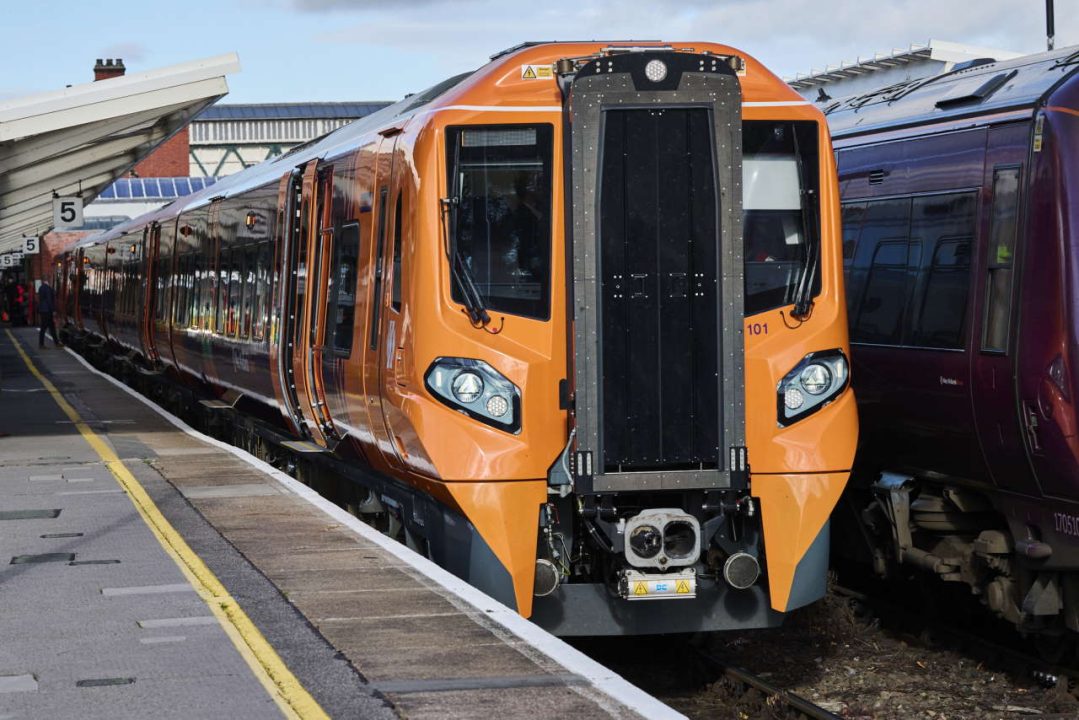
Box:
[825,47,1079,642]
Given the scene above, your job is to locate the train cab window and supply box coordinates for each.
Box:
[330,223,360,354]
[983,167,1020,352]
[391,196,403,313]
[743,121,821,316]
[446,124,553,320]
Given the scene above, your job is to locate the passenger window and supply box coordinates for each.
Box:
[228,250,244,337]
[391,196,403,313]
[849,198,912,344]
[907,193,976,349]
[983,167,1020,352]
[854,241,909,345]
[330,223,360,354]
[446,124,553,320]
[253,242,271,341]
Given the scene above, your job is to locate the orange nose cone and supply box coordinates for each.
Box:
[755,471,849,611]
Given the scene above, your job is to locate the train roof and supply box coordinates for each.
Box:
[78,41,804,249]
[825,45,1079,140]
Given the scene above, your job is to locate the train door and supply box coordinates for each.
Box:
[142,222,161,362]
[970,123,1039,496]
[361,134,405,471]
[272,169,309,437]
[294,162,340,447]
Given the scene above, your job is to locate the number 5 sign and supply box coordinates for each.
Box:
[53,196,83,229]
[22,236,40,255]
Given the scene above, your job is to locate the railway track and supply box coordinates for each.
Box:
[693,649,844,720]
[833,582,1076,696]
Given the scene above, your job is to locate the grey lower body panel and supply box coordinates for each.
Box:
[530,581,782,636]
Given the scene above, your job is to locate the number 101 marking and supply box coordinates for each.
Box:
[746,322,768,336]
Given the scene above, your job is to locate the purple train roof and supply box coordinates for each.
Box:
[824,45,1079,139]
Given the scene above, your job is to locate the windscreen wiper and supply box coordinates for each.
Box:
[439,195,491,327]
[790,127,818,320]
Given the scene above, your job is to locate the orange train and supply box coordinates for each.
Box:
[58,42,857,635]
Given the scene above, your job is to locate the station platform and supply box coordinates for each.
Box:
[0,327,678,720]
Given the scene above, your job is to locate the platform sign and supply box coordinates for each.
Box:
[1,253,23,268]
[52,196,83,229]
[22,236,40,255]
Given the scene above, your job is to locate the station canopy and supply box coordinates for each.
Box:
[0,53,240,252]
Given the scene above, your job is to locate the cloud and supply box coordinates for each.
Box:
[98,42,147,63]
[305,0,1071,85]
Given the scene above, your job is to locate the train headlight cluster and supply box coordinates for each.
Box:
[777,350,849,427]
[624,510,701,569]
[425,358,521,433]
[451,372,484,403]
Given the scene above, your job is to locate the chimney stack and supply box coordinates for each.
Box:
[93,58,126,81]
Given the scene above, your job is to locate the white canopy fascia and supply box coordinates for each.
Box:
[0,53,240,251]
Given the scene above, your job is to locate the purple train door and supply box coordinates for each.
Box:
[970,123,1038,497]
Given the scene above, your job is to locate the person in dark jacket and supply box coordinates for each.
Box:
[37,280,60,349]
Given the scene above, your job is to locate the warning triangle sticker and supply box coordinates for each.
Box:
[633,582,648,596]
[676,580,691,594]
[522,66,537,79]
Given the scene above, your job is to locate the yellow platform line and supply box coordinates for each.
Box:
[6,330,329,720]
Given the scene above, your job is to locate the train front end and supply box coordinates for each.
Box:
[412,43,856,635]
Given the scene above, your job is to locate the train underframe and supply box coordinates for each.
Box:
[839,468,1079,652]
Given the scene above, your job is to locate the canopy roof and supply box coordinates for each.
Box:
[0,53,240,251]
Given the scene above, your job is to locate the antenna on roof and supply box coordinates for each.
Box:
[1047,0,1056,51]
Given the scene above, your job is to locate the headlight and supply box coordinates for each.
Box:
[799,364,832,395]
[777,350,849,427]
[425,358,521,433]
[452,372,484,403]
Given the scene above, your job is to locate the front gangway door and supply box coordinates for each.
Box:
[568,51,747,492]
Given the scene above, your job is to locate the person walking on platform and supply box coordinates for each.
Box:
[37,279,60,349]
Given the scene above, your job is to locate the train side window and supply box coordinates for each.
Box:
[854,241,909,345]
[369,186,389,350]
[983,167,1020,352]
[841,202,866,318]
[253,242,271,341]
[850,198,912,345]
[175,255,188,326]
[228,249,244,338]
[330,223,360,354]
[907,192,976,349]
[199,256,214,331]
[391,195,403,313]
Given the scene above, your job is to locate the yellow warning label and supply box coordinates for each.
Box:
[633,581,648,596]
[676,580,691,594]
[521,64,553,80]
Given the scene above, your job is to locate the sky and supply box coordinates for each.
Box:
[1,0,1076,105]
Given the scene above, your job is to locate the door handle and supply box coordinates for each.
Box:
[394,347,408,387]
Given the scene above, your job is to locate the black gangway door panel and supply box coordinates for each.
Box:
[600,108,720,471]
